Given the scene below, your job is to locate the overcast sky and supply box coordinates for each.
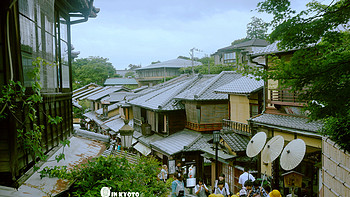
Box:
[71,0,311,70]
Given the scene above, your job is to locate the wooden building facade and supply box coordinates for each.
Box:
[0,0,97,186]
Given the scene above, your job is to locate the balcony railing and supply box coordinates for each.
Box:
[186,122,222,132]
[270,89,306,105]
[222,119,252,136]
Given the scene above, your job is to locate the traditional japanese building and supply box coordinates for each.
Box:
[0,0,98,186]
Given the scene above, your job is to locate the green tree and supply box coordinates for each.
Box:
[72,56,116,89]
[231,37,251,45]
[246,16,269,39]
[247,0,350,151]
[128,64,141,70]
[151,61,161,64]
[40,155,168,196]
[125,71,135,78]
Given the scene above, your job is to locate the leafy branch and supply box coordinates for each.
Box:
[0,57,69,170]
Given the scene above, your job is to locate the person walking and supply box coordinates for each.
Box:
[172,174,185,197]
[195,178,209,197]
[159,164,168,183]
[239,167,255,189]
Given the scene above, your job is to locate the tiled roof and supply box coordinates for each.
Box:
[217,39,269,52]
[150,129,202,156]
[251,113,324,133]
[201,146,236,162]
[102,117,133,133]
[95,103,120,115]
[250,42,282,56]
[87,86,126,101]
[250,41,300,57]
[128,76,195,111]
[221,132,250,152]
[132,86,148,93]
[73,86,104,100]
[184,134,212,152]
[137,133,164,147]
[175,71,243,100]
[72,100,82,109]
[214,75,264,95]
[135,58,202,70]
[104,78,138,86]
[83,111,104,125]
[103,92,128,103]
[73,83,100,94]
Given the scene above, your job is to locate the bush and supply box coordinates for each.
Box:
[40,155,168,196]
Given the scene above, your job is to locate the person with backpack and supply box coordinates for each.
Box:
[172,173,185,197]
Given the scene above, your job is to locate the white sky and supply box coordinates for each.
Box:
[70,0,314,70]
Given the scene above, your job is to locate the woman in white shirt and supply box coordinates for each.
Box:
[195,178,209,197]
[160,164,168,182]
[214,180,229,197]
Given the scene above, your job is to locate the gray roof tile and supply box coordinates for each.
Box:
[214,75,264,94]
[184,134,212,152]
[138,134,164,146]
[87,86,126,101]
[73,86,104,100]
[251,113,323,132]
[217,39,269,52]
[175,71,243,100]
[150,129,202,156]
[136,58,202,70]
[128,76,194,110]
[95,103,120,115]
[104,78,138,85]
[221,133,250,152]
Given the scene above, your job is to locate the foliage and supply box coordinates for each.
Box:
[39,155,168,196]
[177,56,191,60]
[246,16,269,39]
[246,0,350,151]
[165,177,174,188]
[128,64,141,70]
[151,61,161,64]
[125,71,136,78]
[231,37,251,46]
[0,57,67,170]
[72,56,116,89]
[160,76,178,83]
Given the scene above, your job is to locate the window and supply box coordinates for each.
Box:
[223,52,236,63]
[18,0,71,93]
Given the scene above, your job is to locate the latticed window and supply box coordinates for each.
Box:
[19,0,71,93]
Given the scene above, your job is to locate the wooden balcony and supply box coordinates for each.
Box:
[222,119,252,136]
[186,122,222,132]
[270,89,306,106]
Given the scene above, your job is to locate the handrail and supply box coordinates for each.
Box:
[222,119,252,136]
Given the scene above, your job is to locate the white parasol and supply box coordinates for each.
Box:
[246,132,267,158]
[261,135,284,163]
[280,139,306,171]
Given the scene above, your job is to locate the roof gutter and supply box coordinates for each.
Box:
[252,121,322,138]
[70,0,95,25]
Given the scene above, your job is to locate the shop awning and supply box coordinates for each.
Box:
[134,142,152,156]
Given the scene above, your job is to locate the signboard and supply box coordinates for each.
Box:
[168,160,176,174]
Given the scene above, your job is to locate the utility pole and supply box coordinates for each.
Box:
[189,47,202,75]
